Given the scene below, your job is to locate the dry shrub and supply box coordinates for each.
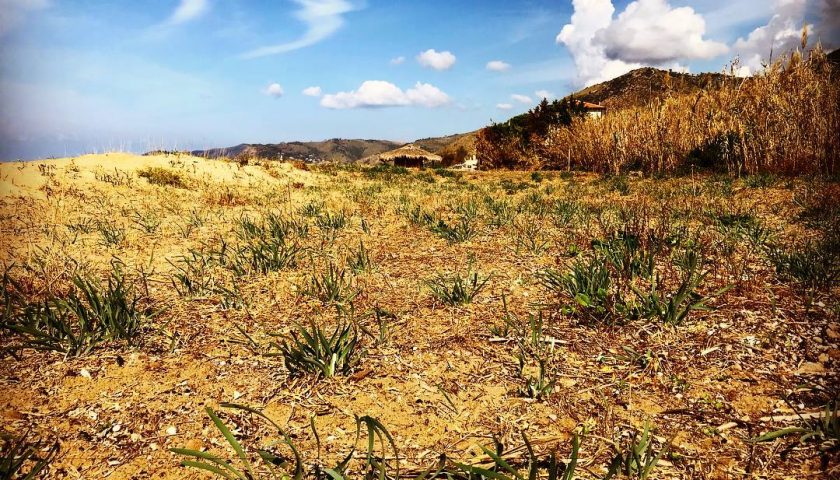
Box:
[544,44,839,175]
[137,167,187,188]
[203,185,251,206]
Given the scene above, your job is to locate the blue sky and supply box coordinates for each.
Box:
[0,0,834,160]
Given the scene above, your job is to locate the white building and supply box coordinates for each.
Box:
[451,154,478,171]
[581,101,607,119]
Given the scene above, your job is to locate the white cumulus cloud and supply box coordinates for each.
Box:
[0,0,50,36]
[496,103,513,110]
[535,89,556,99]
[598,0,728,63]
[264,83,284,98]
[320,81,450,109]
[486,60,512,72]
[242,0,355,58]
[732,0,809,75]
[302,86,322,97]
[557,0,727,86]
[416,49,457,70]
[390,56,405,65]
[511,94,533,104]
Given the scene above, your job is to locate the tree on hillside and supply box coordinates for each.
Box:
[476,96,587,169]
[441,145,469,167]
[476,121,528,169]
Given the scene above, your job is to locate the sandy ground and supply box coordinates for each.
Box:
[1,153,838,479]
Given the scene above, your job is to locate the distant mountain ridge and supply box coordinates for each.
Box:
[190,133,482,164]
[192,139,402,163]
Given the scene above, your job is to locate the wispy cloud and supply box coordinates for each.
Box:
[496,103,513,110]
[535,89,556,99]
[486,60,511,72]
[390,56,405,65]
[511,94,532,104]
[320,80,450,109]
[416,49,457,70]
[242,0,356,59]
[167,0,210,25]
[0,0,50,37]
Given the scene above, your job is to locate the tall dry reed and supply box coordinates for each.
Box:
[543,44,839,175]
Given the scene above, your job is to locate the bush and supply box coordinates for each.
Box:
[2,264,148,356]
[769,238,840,290]
[539,257,612,323]
[137,167,187,188]
[363,164,409,180]
[0,431,58,478]
[303,262,358,304]
[278,321,360,378]
[426,268,490,305]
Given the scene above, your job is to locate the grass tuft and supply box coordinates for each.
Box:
[426,268,490,306]
[277,320,360,378]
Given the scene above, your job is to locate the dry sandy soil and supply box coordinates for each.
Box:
[0,153,838,479]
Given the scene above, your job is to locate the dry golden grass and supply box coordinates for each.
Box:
[499,44,840,175]
[0,154,838,479]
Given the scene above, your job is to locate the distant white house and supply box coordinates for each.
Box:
[451,154,478,171]
[580,101,607,119]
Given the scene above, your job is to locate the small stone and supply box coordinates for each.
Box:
[3,410,24,420]
[185,438,203,451]
[80,369,92,379]
[166,426,177,436]
[797,362,826,374]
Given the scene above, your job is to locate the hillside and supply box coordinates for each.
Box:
[572,67,728,109]
[439,66,726,161]
[412,133,474,154]
[498,66,729,131]
[192,138,401,163]
[478,47,837,173]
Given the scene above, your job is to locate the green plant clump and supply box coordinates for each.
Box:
[277,321,360,378]
[1,264,148,357]
[426,268,490,306]
[138,166,187,188]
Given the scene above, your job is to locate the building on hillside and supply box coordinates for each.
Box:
[451,154,478,171]
[376,144,442,168]
[580,101,607,118]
